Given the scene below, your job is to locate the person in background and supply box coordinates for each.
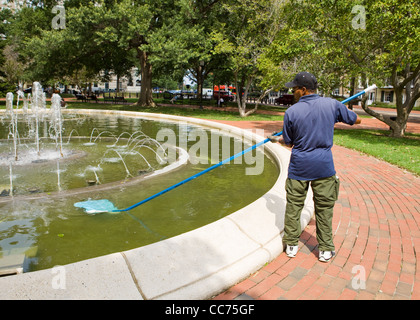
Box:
[217,97,224,107]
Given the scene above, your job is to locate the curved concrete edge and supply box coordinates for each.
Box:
[0,109,314,300]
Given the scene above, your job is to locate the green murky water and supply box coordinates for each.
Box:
[0,114,278,272]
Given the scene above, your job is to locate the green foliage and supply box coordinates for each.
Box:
[0,81,16,97]
[258,28,315,91]
[210,0,285,115]
[283,0,419,91]
[1,0,418,124]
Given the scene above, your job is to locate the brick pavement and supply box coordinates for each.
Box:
[212,118,420,300]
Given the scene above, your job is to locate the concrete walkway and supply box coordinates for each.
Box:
[212,117,420,300]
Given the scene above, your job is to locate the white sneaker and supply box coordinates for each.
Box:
[319,250,335,262]
[286,245,298,258]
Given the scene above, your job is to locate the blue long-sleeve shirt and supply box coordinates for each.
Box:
[282,94,358,180]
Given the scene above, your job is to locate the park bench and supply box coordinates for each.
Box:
[103,97,115,103]
[75,94,87,102]
[274,94,294,106]
[163,91,173,100]
[86,94,98,103]
[114,96,128,103]
[101,96,128,104]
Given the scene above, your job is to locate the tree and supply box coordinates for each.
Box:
[0,3,54,87]
[211,0,283,117]
[0,8,16,95]
[21,3,106,86]
[144,0,232,104]
[257,26,316,104]
[22,0,173,107]
[285,0,420,137]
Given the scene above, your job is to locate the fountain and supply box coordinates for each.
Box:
[0,82,172,196]
[1,82,64,167]
[0,86,281,276]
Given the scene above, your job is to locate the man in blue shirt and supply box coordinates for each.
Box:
[270,72,361,262]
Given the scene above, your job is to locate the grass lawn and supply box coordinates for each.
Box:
[67,100,284,122]
[334,129,420,175]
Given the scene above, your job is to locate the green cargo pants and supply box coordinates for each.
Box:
[283,175,340,252]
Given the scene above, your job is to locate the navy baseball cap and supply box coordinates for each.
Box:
[285,72,318,90]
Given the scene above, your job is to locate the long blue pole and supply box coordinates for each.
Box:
[114,134,279,212]
[113,85,376,212]
[341,84,377,104]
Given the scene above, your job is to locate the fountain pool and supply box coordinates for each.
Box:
[0,106,279,273]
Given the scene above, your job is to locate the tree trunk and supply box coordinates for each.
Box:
[389,121,407,137]
[360,61,420,138]
[136,49,155,107]
[348,77,356,110]
[388,61,420,137]
[235,73,254,117]
[196,64,203,108]
[253,88,273,114]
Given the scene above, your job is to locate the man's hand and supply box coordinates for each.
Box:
[267,132,293,147]
[267,132,282,143]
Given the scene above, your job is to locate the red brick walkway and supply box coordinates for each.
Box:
[212,118,420,300]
